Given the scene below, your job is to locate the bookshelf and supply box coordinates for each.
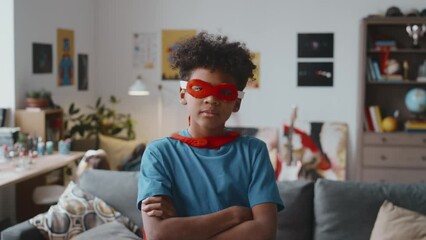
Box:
[360,16,426,183]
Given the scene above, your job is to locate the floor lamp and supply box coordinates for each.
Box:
[128,75,163,138]
[128,75,150,96]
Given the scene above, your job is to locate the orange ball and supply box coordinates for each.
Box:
[382,117,398,132]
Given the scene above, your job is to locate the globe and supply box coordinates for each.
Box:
[405,88,426,114]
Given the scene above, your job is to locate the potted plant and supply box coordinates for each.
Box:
[25,89,51,108]
[64,96,136,148]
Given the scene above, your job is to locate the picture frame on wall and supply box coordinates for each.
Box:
[297,62,333,87]
[133,32,157,70]
[161,29,197,80]
[246,52,261,89]
[279,121,348,181]
[298,33,334,58]
[57,28,75,86]
[78,54,89,91]
[0,108,7,127]
[32,43,52,74]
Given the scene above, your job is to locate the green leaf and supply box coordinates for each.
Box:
[96,97,101,108]
[110,95,118,104]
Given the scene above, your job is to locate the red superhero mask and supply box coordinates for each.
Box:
[180,79,245,101]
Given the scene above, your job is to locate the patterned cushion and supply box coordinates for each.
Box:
[29,182,140,240]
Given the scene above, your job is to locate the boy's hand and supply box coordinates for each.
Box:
[141,196,177,219]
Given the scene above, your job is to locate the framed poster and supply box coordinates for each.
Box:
[78,54,88,91]
[32,43,52,73]
[279,121,348,181]
[298,62,333,87]
[161,29,196,80]
[246,52,260,89]
[57,29,74,86]
[298,33,334,58]
[133,32,157,69]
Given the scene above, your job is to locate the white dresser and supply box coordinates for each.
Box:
[361,133,426,183]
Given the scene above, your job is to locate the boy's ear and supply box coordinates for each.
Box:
[233,99,241,112]
[179,89,187,105]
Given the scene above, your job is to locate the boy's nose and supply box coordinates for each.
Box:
[203,95,220,105]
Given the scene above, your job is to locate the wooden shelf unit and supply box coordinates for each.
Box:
[15,108,64,143]
[360,17,426,183]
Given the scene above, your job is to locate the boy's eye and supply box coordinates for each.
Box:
[191,85,203,91]
[219,89,233,96]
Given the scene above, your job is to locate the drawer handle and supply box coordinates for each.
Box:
[381,137,387,143]
[422,156,426,161]
[380,155,387,161]
[423,139,426,144]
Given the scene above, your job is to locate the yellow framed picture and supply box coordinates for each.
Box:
[161,29,196,80]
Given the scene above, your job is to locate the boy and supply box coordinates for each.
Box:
[137,32,284,240]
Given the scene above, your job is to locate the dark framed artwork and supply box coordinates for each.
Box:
[0,108,7,127]
[32,43,52,73]
[298,33,334,58]
[298,62,333,87]
[78,54,88,91]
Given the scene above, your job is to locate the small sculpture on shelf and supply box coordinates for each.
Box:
[405,24,426,48]
[417,60,426,82]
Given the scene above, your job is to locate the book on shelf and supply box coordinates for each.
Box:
[405,120,426,130]
[368,105,383,133]
[372,41,397,52]
[374,40,396,48]
[364,107,374,132]
[372,61,382,81]
[381,74,403,82]
[405,129,426,133]
[367,58,376,81]
[367,58,383,81]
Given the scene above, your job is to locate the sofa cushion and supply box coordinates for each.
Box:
[29,181,139,239]
[73,220,140,240]
[314,179,426,240]
[99,134,142,170]
[78,169,142,229]
[0,221,44,240]
[276,180,314,240]
[370,200,426,240]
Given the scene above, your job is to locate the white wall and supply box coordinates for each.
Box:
[0,0,16,226]
[12,1,426,181]
[2,0,97,225]
[14,0,97,112]
[0,0,16,122]
[4,0,425,224]
[94,0,425,180]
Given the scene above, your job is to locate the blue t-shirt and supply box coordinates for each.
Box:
[137,129,284,217]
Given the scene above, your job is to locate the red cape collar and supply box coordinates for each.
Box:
[170,131,241,149]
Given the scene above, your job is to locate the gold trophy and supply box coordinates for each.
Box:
[406,24,426,48]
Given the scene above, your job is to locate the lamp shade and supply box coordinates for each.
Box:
[128,76,150,96]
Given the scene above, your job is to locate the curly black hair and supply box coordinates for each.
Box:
[169,32,256,90]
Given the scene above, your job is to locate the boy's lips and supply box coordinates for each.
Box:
[200,109,218,116]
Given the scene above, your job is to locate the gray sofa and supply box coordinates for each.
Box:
[2,169,426,240]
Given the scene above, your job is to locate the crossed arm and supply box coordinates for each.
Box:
[141,196,278,240]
